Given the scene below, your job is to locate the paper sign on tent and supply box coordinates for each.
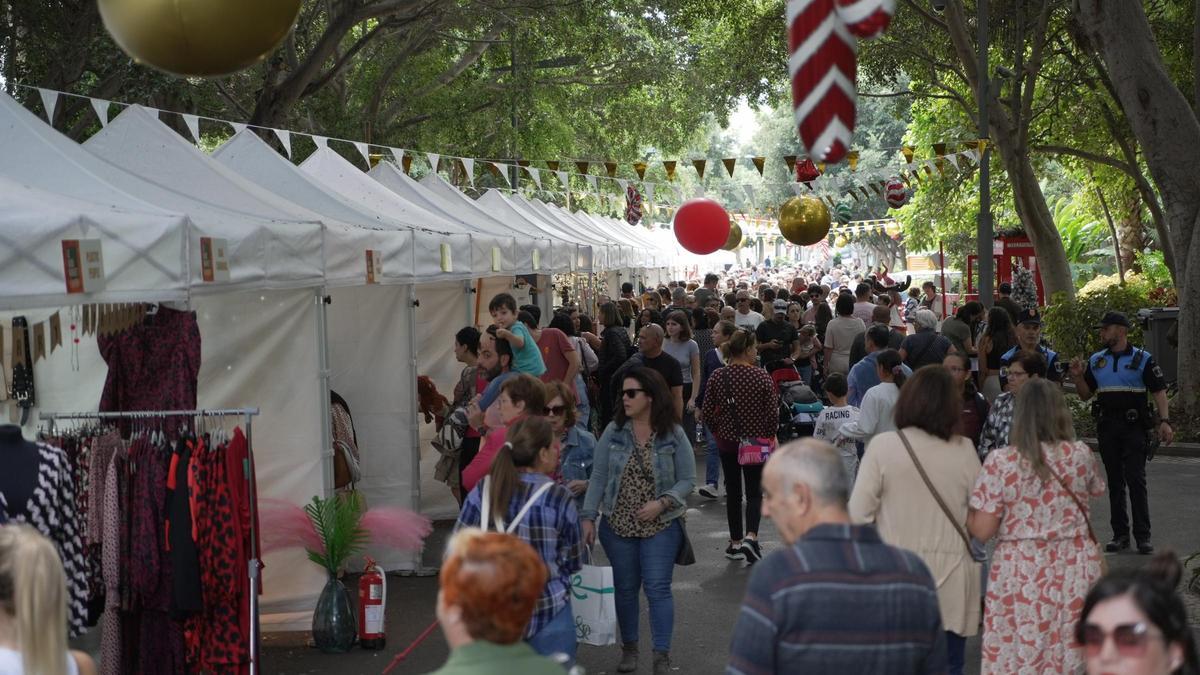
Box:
[200,237,230,282]
[62,239,105,294]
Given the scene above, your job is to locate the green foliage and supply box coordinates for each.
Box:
[1052,196,1115,287]
[304,492,369,576]
[1135,250,1173,290]
[1042,284,1147,360]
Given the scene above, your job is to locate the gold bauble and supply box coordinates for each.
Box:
[885,222,902,237]
[722,221,743,251]
[777,196,831,246]
[834,234,849,248]
[99,0,303,77]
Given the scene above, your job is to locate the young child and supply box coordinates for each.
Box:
[489,293,546,377]
[813,372,861,484]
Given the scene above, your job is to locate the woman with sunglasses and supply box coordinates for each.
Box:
[543,380,596,507]
[580,367,695,675]
[967,379,1106,674]
[1077,552,1199,675]
[977,350,1046,460]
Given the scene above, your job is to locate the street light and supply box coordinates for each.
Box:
[976,0,994,307]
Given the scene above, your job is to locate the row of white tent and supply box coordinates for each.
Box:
[0,90,735,629]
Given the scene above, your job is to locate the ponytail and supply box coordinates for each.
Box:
[0,524,69,675]
[486,417,554,528]
[876,349,905,388]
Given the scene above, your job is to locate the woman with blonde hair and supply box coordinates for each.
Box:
[968,379,1106,674]
[0,524,97,675]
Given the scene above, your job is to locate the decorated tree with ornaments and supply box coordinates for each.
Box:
[1011,263,1039,311]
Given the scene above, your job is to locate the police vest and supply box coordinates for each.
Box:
[1001,344,1058,371]
[1089,347,1151,394]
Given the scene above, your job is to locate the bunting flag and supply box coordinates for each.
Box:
[402,154,414,175]
[230,121,246,134]
[37,88,59,123]
[743,184,757,205]
[461,157,475,186]
[555,169,569,187]
[860,186,872,199]
[605,161,617,178]
[575,161,589,175]
[616,178,629,193]
[644,183,655,203]
[390,147,405,168]
[585,174,598,191]
[663,160,677,181]
[945,153,960,170]
[526,166,542,189]
[49,312,62,350]
[488,162,510,187]
[723,158,737,177]
[182,113,200,144]
[693,159,707,180]
[274,129,292,158]
[847,150,859,170]
[752,157,766,176]
[633,161,648,180]
[933,142,947,174]
[354,141,371,166]
[516,160,530,168]
[427,153,441,173]
[790,183,806,196]
[313,136,329,149]
[901,146,915,163]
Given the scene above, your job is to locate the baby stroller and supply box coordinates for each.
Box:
[769,366,822,442]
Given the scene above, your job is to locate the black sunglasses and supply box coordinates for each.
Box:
[622,388,645,399]
[543,405,567,416]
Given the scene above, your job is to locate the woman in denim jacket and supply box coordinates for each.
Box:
[580,367,696,675]
[544,381,596,505]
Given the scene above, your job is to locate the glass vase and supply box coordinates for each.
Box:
[312,574,357,653]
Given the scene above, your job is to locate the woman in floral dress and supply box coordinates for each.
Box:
[968,379,1106,674]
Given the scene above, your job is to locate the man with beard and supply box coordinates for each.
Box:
[998,308,1062,390]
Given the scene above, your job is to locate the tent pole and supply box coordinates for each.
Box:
[407,282,421,518]
[316,287,334,498]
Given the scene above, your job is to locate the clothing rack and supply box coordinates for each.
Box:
[39,407,262,675]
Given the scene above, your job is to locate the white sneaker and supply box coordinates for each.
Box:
[698,484,719,499]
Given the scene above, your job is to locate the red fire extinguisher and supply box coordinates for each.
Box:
[358,557,387,650]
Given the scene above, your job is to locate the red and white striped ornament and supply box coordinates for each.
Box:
[885,177,910,208]
[788,0,895,163]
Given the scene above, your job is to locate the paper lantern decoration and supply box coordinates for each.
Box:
[885,178,910,208]
[722,221,744,251]
[99,0,302,77]
[778,195,831,246]
[625,184,644,225]
[673,199,731,255]
[834,202,852,224]
[837,0,896,39]
[795,158,822,183]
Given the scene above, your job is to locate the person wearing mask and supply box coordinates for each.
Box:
[838,349,907,446]
[994,282,1021,325]
[852,282,876,324]
[944,352,990,451]
[428,530,566,675]
[543,381,595,507]
[1070,311,1172,556]
[976,307,1016,403]
[580,368,696,675]
[941,301,984,361]
[978,350,1047,460]
[967,379,1106,674]
[727,439,947,674]
[998,308,1062,389]
[823,294,865,376]
[455,416,583,663]
[696,320,737,499]
[900,308,952,371]
[850,366,982,675]
[701,329,779,564]
[662,311,701,446]
[462,375,547,494]
[596,303,633,431]
[849,304,903,369]
[0,525,98,675]
[1077,552,1200,675]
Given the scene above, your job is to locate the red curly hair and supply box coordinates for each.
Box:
[440,530,548,644]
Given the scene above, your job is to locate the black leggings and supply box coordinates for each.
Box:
[719,444,762,541]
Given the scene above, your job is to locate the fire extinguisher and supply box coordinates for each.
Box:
[358,557,387,650]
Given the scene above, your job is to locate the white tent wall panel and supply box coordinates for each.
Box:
[316,226,413,288]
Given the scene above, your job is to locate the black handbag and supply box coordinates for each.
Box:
[675,516,696,566]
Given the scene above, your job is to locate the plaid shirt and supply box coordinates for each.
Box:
[456,473,584,638]
[727,524,946,675]
[978,391,1015,459]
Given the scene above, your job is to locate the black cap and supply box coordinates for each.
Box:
[1016,307,1042,326]
[1095,311,1130,328]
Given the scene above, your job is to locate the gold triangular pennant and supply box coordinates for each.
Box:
[546,161,560,171]
[784,155,797,175]
[605,162,617,178]
[575,161,589,175]
[49,312,62,351]
[663,161,676,181]
[634,161,648,180]
[722,158,737,177]
[401,155,413,175]
[901,146,915,163]
[847,151,859,171]
[692,159,706,180]
[752,157,765,176]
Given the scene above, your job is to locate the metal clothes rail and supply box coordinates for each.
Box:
[39,407,263,675]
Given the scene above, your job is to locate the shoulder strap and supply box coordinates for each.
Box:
[480,476,556,533]
[897,430,973,554]
[1046,454,1100,547]
[504,481,556,534]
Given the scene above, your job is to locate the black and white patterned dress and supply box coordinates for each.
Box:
[0,442,89,636]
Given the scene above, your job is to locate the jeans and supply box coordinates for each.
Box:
[702,424,721,487]
[797,364,813,387]
[599,518,682,652]
[718,442,762,541]
[946,631,965,675]
[527,603,578,667]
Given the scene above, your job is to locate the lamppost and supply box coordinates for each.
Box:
[976,0,994,308]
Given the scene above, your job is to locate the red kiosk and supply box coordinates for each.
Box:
[965,232,1046,305]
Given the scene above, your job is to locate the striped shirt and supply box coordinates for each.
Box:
[727,523,946,675]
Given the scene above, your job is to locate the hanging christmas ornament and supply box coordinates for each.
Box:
[834,202,853,224]
[673,198,731,255]
[99,0,302,77]
[795,157,822,183]
[777,195,831,246]
[885,221,902,238]
[834,234,849,248]
[885,177,910,208]
[722,221,744,251]
[787,0,894,163]
[624,184,644,225]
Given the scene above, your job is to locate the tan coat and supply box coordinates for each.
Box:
[849,427,982,636]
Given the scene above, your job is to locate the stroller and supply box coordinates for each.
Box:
[769,366,822,442]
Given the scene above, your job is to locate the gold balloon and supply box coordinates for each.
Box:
[777,196,831,246]
[834,234,849,248]
[722,221,743,251]
[885,222,902,237]
[99,0,303,77]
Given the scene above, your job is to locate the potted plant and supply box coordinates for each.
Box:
[306,492,368,653]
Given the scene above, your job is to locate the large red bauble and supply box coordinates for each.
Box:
[673,199,731,255]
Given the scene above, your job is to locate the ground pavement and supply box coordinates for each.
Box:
[260,453,1200,675]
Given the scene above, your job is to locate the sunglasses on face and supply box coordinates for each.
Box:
[622,388,645,399]
[1078,622,1160,657]
[543,405,567,416]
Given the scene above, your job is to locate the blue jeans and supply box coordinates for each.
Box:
[702,424,721,486]
[527,603,577,667]
[599,518,682,652]
[797,364,813,386]
[946,631,965,675]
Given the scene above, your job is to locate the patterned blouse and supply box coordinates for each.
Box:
[978,391,1015,459]
[608,436,668,538]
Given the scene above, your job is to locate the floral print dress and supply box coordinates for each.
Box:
[969,440,1106,674]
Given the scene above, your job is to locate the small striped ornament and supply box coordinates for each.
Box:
[885,177,910,208]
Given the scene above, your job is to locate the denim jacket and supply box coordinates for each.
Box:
[579,420,696,523]
[559,424,597,483]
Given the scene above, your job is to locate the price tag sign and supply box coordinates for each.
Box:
[440,243,452,272]
[491,247,502,272]
[200,237,231,282]
[365,250,383,284]
[532,249,540,271]
[62,239,105,293]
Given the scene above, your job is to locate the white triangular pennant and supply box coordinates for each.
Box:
[790,183,805,196]
[586,174,598,191]
[526,166,541,189]
[390,147,405,166]
[427,153,441,173]
[695,184,706,198]
[37,88,59,123]
[90,98,110,127]
[946,153,960,170]
[274,129,292,157]
[743,184,757,205]
[181,113,200,143]
[491,162,510,187]
[353,141,371,166]
[644,183,655,203]
[313,136,329,149]
[963,149,979,163]
[461,157,475,186]
[555,170,569,187]
[616,178,629,193]
[230,122,247,134]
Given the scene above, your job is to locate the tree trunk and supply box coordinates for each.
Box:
[1115,189,1145,274]
[1074,0,1200,416]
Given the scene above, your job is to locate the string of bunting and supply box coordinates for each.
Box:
[1,303,152,371]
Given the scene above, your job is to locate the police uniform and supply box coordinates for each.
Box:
[1083,332,1167,550]
[998,343,1061,390]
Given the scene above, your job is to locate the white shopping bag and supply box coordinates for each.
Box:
[570,555,617,647]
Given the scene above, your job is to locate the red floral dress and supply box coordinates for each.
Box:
[969,441,1106,674]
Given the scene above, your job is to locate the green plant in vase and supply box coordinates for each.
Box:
[306,492,367,654]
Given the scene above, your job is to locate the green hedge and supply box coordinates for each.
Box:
[1042,274,1149,361]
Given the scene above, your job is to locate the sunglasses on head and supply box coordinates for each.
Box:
[622,388,645,399]
[543,405,567,416]
[1078,622,1159,657]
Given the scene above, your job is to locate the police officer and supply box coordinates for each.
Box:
[1069,311,1173,555]
[998,307,1062,390]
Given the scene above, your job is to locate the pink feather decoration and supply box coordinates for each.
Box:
[259,498,323,556]
[361,508,433,553]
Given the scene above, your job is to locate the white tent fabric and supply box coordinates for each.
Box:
[496,192,610,271]
[477,190,592,272]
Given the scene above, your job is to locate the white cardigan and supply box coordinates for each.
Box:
[837,381,900,444]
